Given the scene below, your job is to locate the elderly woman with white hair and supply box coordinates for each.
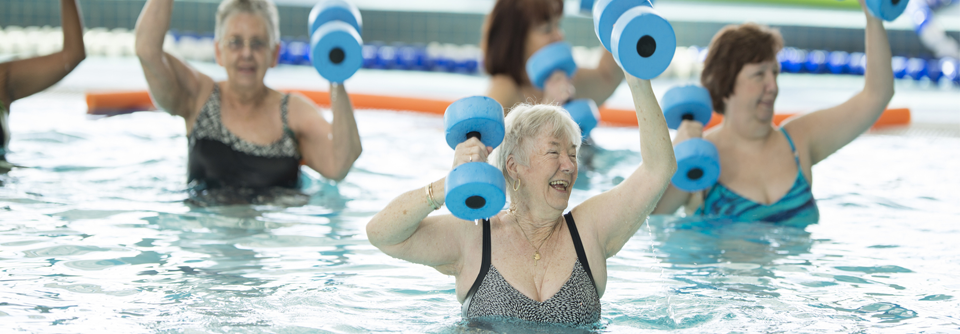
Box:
[134,0,361,199]
[367,74,675,325]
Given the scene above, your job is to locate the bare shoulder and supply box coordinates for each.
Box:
[283,91,325,127]
[487,75,522,108]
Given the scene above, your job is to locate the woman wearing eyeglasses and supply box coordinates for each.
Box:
[134,0,361,203]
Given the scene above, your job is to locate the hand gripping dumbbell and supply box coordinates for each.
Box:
[593,0,676,79]
[525,42,601,139]
[308,0,363,83]
[660,84,720,192]
[444,96,507,221]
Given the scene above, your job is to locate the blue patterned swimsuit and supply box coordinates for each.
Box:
[696,128,819,225]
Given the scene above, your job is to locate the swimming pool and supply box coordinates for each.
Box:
[1,65,959,332]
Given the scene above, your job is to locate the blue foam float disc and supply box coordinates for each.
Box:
[580,0,596,13]
[865,0,908,22]
[593,0,653,52]
[444,96,505,150]
[610,6,676,79]
[525,42,578,90]
[563,99,598,139]
[445,162,507,220]
[672,138,720,192]
[660,84,712,130]
[308,0,362,37]
[310,21,363,83]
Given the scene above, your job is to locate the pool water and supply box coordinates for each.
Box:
[1,91,959,332]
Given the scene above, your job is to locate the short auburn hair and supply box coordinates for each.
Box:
[481,0,563,86]
[701,23,784,114]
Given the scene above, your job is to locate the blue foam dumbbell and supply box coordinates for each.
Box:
[564,99,600,139]
[444,96,507,220]
[525,42,600,139]
[863,0,908,22]
[526,42,578,90]
[593,0,676,79]
[308,0,363,83]
[660,84,721,192]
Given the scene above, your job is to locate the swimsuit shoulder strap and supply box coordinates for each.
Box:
[462,218,491,316]
[564,212,597,290]
[780,127,800,166]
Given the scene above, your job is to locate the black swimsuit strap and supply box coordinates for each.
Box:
[462,218,491,316]
[564,212,597,290]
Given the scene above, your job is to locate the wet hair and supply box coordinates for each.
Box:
[215,0,280,45]
[493,103,581,189]
[701,23,784,114]
[481,0,563,86]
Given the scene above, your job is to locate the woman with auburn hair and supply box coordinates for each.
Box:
[653,0,895,224]
[134,0,361,203]
[481,0,624,111]
[0,0,86,171]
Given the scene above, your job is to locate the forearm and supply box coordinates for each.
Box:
[135,0,174,59]
[862,15,894,102]
[327,83,362,181]
[59,0,85,66]
[367,178,445,248]
[652,185,691,215]
[625,76,676,176]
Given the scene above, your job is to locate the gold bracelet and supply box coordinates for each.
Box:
[425,183,440,211]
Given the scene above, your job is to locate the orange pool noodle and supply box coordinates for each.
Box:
[86,90,910,129]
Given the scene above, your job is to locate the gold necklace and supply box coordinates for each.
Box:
[511,209,560,266]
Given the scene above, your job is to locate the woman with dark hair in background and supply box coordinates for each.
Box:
[0,0,86,171]
[481,0,624,111]
[653,0,895,225]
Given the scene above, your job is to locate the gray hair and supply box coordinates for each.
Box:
[215,0,281,46]
[492,103,582,187]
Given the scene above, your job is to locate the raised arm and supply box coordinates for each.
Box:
[366,138,492,275]
[0,0,86,106]
[134,0,210,120]
[574,74,676,258]
[783,2,894,165]
[290,83,362,181]
[652,120,704,214]
[571,50,625,106]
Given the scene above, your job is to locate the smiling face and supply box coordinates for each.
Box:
[513,127,578,212]
[214,12,279,89]
[524,16,564,61]
[724,59,780,124]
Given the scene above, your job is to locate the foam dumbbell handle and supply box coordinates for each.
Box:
[446,162,507,221]
[610,6,676,79]
[660,84,712,130]
[592,0,653,53]
[563,99,599,139]
[672,138,720,192]
[526,42,578,90]
[444,96,505,150]
[308,0,362,37]
[864,0,908,22]
[310,21,363,83]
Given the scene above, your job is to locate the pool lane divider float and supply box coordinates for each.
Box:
[84,90,912,129]
[443,96,506,221]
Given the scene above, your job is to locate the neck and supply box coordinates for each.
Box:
[510,203,563,243]
[222,81,269,106]
[717,116,776,150]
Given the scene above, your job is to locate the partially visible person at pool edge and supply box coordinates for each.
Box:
[134,0,361,195]
[0,0,86,171]
[482,0,624,111]
[652,1,895,224]
[366,73,675,325]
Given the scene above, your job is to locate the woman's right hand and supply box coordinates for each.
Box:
[673,120,704,145]
[452,137,493,169]
[542,70,574,105]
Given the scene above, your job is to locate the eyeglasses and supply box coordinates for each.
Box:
[223,37,270,52]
